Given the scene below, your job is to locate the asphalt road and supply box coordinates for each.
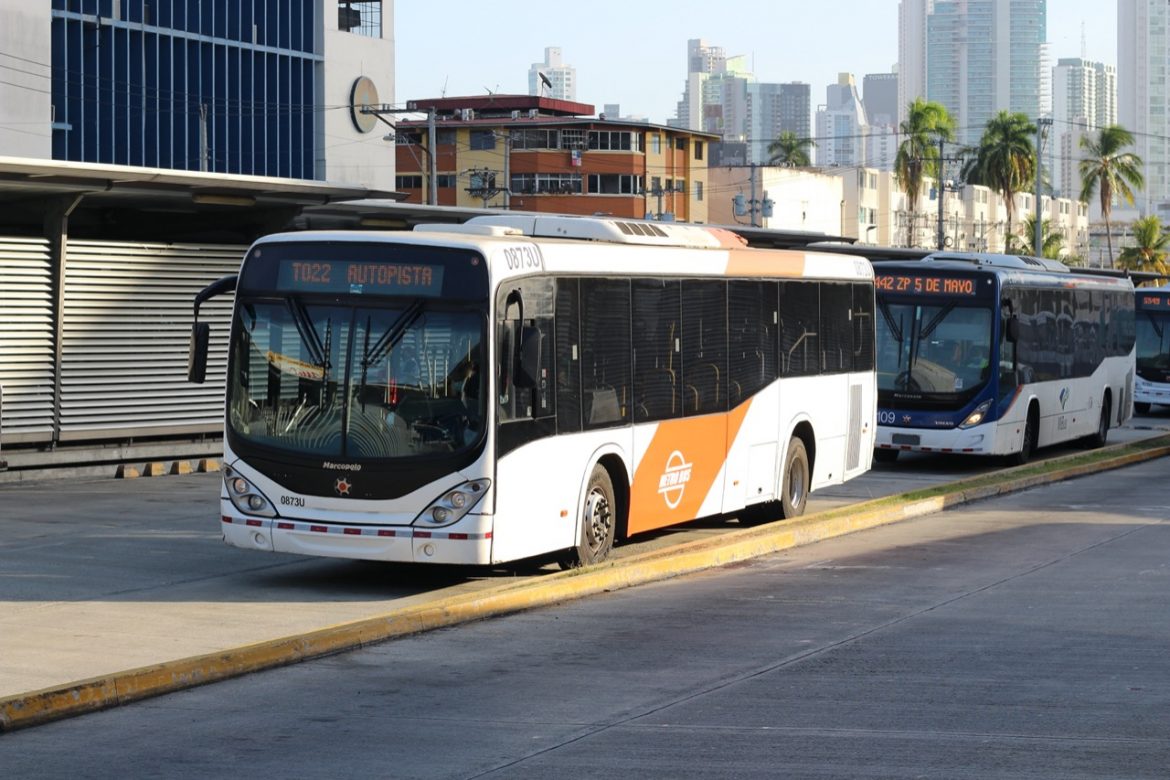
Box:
[1,449,1168,777]
[1,418,1167,700]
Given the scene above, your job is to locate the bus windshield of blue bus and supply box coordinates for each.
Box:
[876,298,994,399]
[1136,296,1170,379]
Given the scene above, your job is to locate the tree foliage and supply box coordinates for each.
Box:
[894,99,954,247]
[767,130,815,168]
[1080,125,1144,266]
[1118,215,1170,282]
[964,111,1036,241]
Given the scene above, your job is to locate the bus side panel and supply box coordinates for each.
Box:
[721,382,782,512]
[781,374,848,490]
[491,429,631,564]
[627,403,749,535]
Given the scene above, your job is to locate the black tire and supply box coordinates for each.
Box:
[1083,397,1111,449]
[558,466,617,569]
[1134,401,1151,415]
[780,437,810,519]
[1007,405,1038,466]
[873,448,900,464]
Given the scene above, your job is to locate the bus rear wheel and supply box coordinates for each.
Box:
[1083,396,1111,449]
[558,465,617,569]
[781,437,810,518]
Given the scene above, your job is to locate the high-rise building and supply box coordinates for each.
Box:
[815,74,869,167]
[528,46,576,101]
[1119,0,1168,216]
[864,73,900,127]
[672,39,728,130]
[898,0,933,124]
[744,82,810,164]
[0,0,395,187]
[1052,58,1117,198]
[901,0,1047,145]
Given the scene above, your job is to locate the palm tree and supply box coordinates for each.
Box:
[1080,125,1144,266]
[964,111,1036,245]
[1018,215,1065,259]
[1117,215,1170,282]
[767,130,816,167]
[894,99,955,247]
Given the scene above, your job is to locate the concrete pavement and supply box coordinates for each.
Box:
[2,425,1170,731]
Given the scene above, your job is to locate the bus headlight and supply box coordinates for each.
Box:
[223,467,277,518]
[958,400,992,429]
[418,479,491,527]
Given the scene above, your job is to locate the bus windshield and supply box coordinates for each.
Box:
[228,298,485,460]
[877,300,994,403]
[1137,309,1170,378]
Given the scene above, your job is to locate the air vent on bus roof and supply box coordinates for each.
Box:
[923,251,1069,273]
[461,214,726,248]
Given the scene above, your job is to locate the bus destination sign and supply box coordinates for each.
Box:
[1139,292,1170,311]
[875,273,980,297]
[277,260,445,296]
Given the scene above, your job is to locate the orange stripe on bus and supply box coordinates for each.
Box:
[724,249,806,277]
[627,399,751,535]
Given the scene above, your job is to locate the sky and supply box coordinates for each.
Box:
[393,0,1118,125]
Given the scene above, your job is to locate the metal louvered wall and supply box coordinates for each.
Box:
[0,236,242,448]
[0,238,56,444]
[57,241,242,441]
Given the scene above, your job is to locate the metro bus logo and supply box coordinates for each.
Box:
[658,450,693,509]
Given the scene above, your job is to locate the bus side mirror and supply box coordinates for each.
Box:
[1005,316,1020,343]
[514,325,542,389]
[188,322,211,384]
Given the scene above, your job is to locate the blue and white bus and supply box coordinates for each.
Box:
[1135,285,1170,413]
[872,252,1135,464]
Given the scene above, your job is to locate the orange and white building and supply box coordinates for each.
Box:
[394,95,715,224]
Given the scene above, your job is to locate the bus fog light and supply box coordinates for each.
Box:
[959,400,992,429]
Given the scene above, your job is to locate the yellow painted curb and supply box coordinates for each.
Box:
[5,435,1170,732]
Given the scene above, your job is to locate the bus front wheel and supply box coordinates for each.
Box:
[1135,401,1151,415]
[873,448,900,464]
[1007,406,1038,466]
[781,437,810,518]
[559,465,617,569]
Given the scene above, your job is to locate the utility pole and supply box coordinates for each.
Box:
[363,104,438,205]
[936,137,945,250]
[934,140,965,250]
[1034,116,1053,257]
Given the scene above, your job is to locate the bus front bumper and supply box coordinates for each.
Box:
[220,508,493,565]
[1135,377,1170,407]
[874,424,994,456]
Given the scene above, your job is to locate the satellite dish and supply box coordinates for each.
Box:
[539,72,553,91]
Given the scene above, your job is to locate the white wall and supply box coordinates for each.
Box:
[707,167,844,235]
[322,6,396,189]
[0,0,52,159]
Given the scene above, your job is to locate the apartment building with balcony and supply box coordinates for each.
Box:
[394,95,715,223]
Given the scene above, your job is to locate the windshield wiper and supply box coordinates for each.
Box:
[919,303,956,341]
[286,297,331,379]
[878,301,904,344]
[362,299,427,370]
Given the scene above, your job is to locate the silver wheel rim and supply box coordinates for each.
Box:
[584,486,612,554]
[787,459,806,508]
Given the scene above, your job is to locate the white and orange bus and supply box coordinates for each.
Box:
[188,215,876,567]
